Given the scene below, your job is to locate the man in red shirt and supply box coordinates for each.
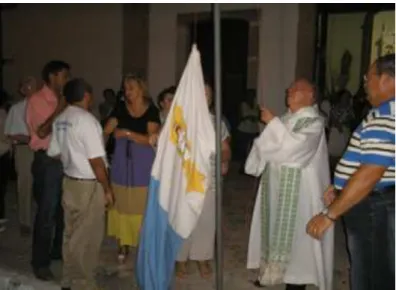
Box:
[26,60,70,281]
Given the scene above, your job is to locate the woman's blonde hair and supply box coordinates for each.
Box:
[123,74,150,102]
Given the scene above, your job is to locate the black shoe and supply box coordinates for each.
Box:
[61,288,71,290]
[33,267,54,281]
[253,280,265,287]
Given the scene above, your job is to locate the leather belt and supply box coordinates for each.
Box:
[372,185,395,195]
[65,175,96,182]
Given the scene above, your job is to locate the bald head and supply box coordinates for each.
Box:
[286,78,316,112]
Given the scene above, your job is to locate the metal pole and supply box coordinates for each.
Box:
[213,3,223,290]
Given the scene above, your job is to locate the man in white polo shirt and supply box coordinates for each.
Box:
[47,78,114,290]
[4,76,37,234]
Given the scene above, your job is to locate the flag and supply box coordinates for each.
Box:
[136,45,216,290]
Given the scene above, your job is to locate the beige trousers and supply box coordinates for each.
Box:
[177,181,216,262]
[61,177,105,290]
[14,145,34,227]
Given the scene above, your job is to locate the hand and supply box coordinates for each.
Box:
[114,129,131,139]
[323,185,336,206]
[260,107,275,124]
[306,213,334,240]
[104,189,115,208]
[149,134,159,147]
[221,161,229,175]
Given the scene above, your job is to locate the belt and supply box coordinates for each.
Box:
[372,185,395,195]
[65,175,96,182]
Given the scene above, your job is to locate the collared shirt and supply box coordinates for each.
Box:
[210,113,230,141]
[26,85,58,151]
[47,106,107,179]
[334,98,395,190]
[4,99,29,136]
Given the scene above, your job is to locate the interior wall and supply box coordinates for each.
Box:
[2,4,123,116]
[148,3,260,101]
[370,10,395,63]
[123,4,149,79]
[256,4,299,115]
[149,3,304,118]
[325,13,365,95]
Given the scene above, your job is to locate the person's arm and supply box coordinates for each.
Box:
[82,119,114,206]
[306,115,394,240]
[120,122,160,145]
[89,157,113,206]
[327,116,395,219]
[37,98,67,139]
[47,122,61,159]
[103,117,118,143]
[119,106,161,145]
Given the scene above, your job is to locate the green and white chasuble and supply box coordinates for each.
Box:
[245,106,334,290]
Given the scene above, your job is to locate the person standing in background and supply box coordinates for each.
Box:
[237,89,260,171]
[104,75,160,264]
[307,54,395,290]
[0,95,11,233]
[99,88,116,123]
[4,76,38,235]
[175,82,231,279]
[157,86,176,124]
[47,78,114,290]
[26,60,70,281]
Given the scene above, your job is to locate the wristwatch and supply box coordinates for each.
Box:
[321,208,336,222]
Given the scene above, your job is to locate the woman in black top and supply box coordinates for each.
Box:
[104,75,160,263]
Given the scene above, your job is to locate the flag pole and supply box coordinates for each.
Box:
[213,3,223,290]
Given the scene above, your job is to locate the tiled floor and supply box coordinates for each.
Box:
[0,163,349,289]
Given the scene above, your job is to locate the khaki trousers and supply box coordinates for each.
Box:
[14,145,34,227]
[61,177,105,290]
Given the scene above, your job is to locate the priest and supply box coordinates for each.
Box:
[245,79,334,290]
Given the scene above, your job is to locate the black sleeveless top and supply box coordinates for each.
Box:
[110,102,160,134]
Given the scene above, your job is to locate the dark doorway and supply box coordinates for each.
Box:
[190,18,249,142]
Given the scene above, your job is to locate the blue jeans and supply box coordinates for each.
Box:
[343,188,395,290]
[31,150,64,269]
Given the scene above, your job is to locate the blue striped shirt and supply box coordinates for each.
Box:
[334,98,395,190]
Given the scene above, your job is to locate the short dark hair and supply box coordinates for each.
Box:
[157,86,176,108]
[42,60,70,83]
[63,78,93,105]
[375,53,395,78]
[103,88,115,95]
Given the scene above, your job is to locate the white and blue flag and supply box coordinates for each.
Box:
[136,45,215,290]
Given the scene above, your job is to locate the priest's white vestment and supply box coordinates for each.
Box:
[246,106,334,290]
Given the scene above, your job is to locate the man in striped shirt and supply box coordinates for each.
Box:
[306,53,395,290]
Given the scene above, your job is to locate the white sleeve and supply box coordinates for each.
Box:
[4,106,15,135]
[249,116,324,168]
[80,118,106,160]
[47,123,61,157]
[221,120,230,141]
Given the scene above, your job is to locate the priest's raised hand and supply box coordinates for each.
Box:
[260,107,275,124]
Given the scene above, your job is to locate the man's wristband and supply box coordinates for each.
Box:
[321,208,337,222]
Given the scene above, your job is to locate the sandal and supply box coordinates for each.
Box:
[175,262,187,279]
[197,261,212,279]
[117,246,129,264]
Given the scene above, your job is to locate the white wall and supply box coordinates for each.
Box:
[256,4,299,115]
[326,13,365,95]
[2,4,123,115]
[148,3,260,100]
[148,3,300,115]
